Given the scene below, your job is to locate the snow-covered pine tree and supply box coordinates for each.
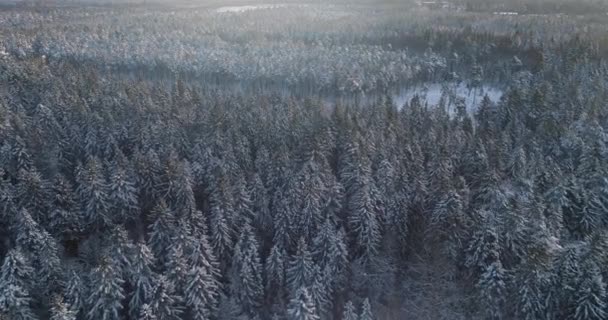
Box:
[265,243,287,303]
[129,243,156,320]
[50,295,76,320]
[287,287,319,320]
[183,239,220,320]
[573,266,606,320]
[230,223,263,316]
[75,156,110,229]
[48,174,81,238]
[348,175,381,261]
[0,248,37,320]
[108,163,139,224]
[342,301,358,320]
[147,200,177,269]
[86,257,125,320]
[147,275,183,320]
[477,261,507,320]
[359,298,374,320]
[287,237,316,295]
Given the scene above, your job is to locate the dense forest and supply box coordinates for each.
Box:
[1,1,608,319]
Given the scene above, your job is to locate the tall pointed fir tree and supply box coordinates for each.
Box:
[48,174,81,239]
[86,257,126,320]
[287,237,316,295]
[184,239,221,320]
[573,266,606,320]
[477,261,507,320]
[13,208,61,296]
[342,301,358,320]
[108,163,139,224]
[230,224,264,317]
[347,174,381,261]
[147,200,176,270]
[75,157,110,229]
[0,248,37,320]
[129,243,156,320]
[146,275,183,320]
[265,243,287,306]
[359,298,374,320]
[287,287,319,320]
[50,295,76,320]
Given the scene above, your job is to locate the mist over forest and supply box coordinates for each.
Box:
[1,0,608,319]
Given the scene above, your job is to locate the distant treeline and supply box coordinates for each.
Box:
[459,0,608,14]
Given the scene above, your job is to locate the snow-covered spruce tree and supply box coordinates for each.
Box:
[347,174,382,262]
[342,301,358,320]
[249,172,271,235]
[13,208,61,295]
[465,223,500,275]
[265,243,287,304]
[287,157,326,242]
[147,200,177,270]
[287,287,319,320]
[573,266,606,320]
[312,218,349,297]
[359,298,374,320]
[75,156,111,229]
[0,248,37,320]
[134,148,163,212]
[287,237,316,295]
[86,257,125,320]
[48,174,81,238]
[50,295,76,320]
[208,200,234,268]
[183,240,221,320]
[108,163,139,224]
[15,168,50,224]
[515,269,549,320]
[64,269,85,318]
[477,261,507,320]
[128,243,156,320]
[164,240,188,309]
[160,157,196,217]
[230,223,264,317]
[146,275,183,320]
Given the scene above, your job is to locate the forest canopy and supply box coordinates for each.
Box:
[1,1,608,320]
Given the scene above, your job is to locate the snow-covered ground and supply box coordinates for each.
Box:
[215,4,288,13]
[394,83,503,112]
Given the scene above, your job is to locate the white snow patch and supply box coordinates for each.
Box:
[395,83,503,112]
[215,4,287,13]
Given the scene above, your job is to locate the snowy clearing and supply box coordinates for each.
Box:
[395,83,503,111]
[215,4,288,13]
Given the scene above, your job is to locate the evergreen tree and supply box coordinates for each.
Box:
[265,243,287,301]
[230,224,263,316]
[347,175,381,261]
[342,301,358,320]
[574,267,606,320]
[147,276,183,320]
[359,298,374,320]
[0,249,37,320]
[129,243,156,320]
[287,237,316,295]
[50,296,76,320]
[48,174,81,238]
[86,258,125,320]
[76,157,110,229]
[477,261,507,320]
[287,287,319,320]
[108,164,139,224]
[184,239,220,320]
[147,200,176,269]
